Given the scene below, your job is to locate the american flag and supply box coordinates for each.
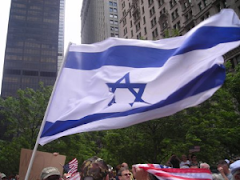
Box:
[136,164,212,180]
[69,172,80,180]
[64,158,78,175]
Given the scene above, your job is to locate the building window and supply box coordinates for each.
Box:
[113,8,117,12]
[109,1,113,6]
[142,6,145,14]
[122,1,125,8]
[123,18,126,26]
[124,27,127,35]
[170,0,177,8]
[158,0,164,7]
[136,22,141,32]
[160,7,166,15]
[148,0,154,6]
[171,9,179,21]
[198,2,204,10]
[151,17,157,28]
[114,14,118,18]
[131,30,133,37]
[150,6,155,17]
[110,20,114,24]
[130,20,132,27]
[143,16,146,24]
[152,28,158,39]
[113,2,117,7]
[144,27,147,34]
[110,7,113,12]
[173,21,180,30]
[137,32,142,39]
[123,10,127,16]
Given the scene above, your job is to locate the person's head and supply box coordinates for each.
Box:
[118,167,131,180]
[40,167,61,180]
[182,155,187,161]
[121,163,129,169]
[230,160,240,180]
[218,160,229,174]
[80,156,109,180]
[200,163,210,169]
[191,154,197,161]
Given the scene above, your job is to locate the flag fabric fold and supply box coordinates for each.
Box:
[39,9,240,145]
[136,164,212,180]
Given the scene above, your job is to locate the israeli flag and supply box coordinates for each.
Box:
[39,9,240,145]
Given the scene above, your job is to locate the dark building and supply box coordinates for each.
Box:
[1,0,64,97]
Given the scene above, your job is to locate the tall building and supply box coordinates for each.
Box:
[118,0,240,66]
[1,0,65,98]
[81,0,119,44]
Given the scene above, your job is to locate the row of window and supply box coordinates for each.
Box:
[4,69,56,77]
[109,1,117,7]
[109,7,117,13]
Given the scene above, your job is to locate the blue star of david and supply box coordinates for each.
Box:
[106,73,148,106]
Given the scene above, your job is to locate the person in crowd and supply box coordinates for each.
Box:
[200,163,210,169]
[217,160,233,180]
[1,173,7,180]
[180,154,190,168]
[118,167,131,180]
[230,160,240,180]
[80,156,109,180]
[166,154,181,168]
[190,154,199,167]
[15,174,19,180]
[40,167,61,180]
[121,163,129,169]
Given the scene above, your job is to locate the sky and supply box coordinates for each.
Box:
[0,0,83,92]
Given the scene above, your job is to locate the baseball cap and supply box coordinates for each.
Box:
[1,173,6,179]
[80,156,109,180]
[230,160,240,175]
[41,167,60,180]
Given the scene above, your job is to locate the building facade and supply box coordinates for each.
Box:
[81,0,119,44]
[118,0,240,65]
[1,0,64,97]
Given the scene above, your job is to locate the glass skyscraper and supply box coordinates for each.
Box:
[1,0,65,97]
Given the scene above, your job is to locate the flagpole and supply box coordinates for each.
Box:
[24,43,72,180]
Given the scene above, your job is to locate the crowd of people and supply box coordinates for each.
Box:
[1,154,240,180]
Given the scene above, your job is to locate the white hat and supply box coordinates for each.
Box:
[1,173,6,178]
[230,160,240,175]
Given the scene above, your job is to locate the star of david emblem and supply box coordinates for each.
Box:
[106,73,148,106]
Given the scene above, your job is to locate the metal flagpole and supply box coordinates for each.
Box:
[24,43,72,180]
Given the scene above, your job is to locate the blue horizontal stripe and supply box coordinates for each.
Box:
[65,26,240,70]
[41,64,225,138]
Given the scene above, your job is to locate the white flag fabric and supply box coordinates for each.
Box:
[39,9,240,145]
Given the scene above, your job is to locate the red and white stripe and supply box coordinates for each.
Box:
[68,158,78,174]
[137,164,212,180]
[69,172,80,180]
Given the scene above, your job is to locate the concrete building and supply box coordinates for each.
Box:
[1,0,65,97]
[118,0,240,66]
[81,0,119,44]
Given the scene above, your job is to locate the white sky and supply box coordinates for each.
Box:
[0,0,82,92]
